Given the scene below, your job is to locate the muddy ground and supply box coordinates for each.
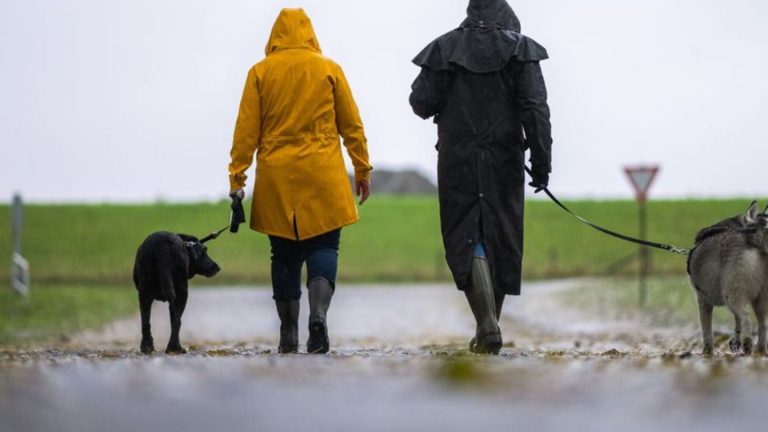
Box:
[1,280,767,432]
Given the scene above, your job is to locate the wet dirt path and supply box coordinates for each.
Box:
[2,281,767,432]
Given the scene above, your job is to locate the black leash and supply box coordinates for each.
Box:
[200,196,247,244]
[200,226,228,244]
[525,166,690,256]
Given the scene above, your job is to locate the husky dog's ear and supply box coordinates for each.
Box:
[746,201,759,224]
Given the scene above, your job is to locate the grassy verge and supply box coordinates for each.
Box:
[0,197,764,284]
[559,277,733,328]
[0,284,136,347]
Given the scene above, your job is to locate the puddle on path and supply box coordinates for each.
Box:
[2,281,766,432]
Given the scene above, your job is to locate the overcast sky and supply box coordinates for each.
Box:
[1,0,767,202]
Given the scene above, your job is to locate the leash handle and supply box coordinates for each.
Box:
[525,166,690,255]
[230,195,246,233]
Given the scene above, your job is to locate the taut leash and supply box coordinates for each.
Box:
[525,166,690,256]
[200,226,228,244]
[200,195,248,244]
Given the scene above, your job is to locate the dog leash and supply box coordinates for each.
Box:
[525,166,690,256]
[200,195,248,243]
[200,226,228,244]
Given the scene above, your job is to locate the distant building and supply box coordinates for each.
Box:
[349,169,437,195]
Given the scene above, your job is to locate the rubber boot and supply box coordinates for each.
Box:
[470,290,507,350]
[275,300,299,353]
[307,277,333,354]
[465,256,502,354]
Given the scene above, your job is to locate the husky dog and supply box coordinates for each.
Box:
[688,202,768,355]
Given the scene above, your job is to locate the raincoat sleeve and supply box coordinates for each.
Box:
[229,67,262,191]
[408,67,446,120]
[514,61,552,176]
[333,65,372,183]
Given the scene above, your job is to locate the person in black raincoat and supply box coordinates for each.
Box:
[409,0,552,354]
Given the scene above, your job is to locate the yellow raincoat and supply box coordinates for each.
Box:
[229,8,372,241]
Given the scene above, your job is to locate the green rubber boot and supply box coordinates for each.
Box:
[275,300,300,353]
[307,277,333,354]
[465,256,502,354]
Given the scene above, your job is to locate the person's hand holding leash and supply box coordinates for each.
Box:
[528,169,549,194]
[228,189,246,233]
[229,189,245,200]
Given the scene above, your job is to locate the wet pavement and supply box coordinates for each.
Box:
[2,281,768,432]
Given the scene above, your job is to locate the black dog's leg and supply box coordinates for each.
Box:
[139,294,155,354]
[166,291,188,354]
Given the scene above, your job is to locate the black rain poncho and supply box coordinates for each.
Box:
[409,0,552,295]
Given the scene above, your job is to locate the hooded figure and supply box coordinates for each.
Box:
[409,0,552,354]
[229,8,373,354]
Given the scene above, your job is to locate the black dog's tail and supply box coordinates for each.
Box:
[156,252,177,303]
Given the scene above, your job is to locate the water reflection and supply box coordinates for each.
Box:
[2,351,768,432]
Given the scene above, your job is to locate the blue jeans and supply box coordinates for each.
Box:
[269,229,340,302]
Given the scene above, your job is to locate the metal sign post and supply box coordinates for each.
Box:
[624,166,659,307]
[11,193,29,296]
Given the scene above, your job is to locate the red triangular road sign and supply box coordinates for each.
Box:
[624,166,659,203]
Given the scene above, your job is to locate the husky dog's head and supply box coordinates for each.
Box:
[742,201,768,228]
[744,202,768,229]
[694,201,760,244]
[739,202,768,252]
[693,201,768,245]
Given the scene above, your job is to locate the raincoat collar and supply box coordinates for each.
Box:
[460,0,521,32]
[265,8,322,56]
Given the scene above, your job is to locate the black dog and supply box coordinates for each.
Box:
[133,231,220,354]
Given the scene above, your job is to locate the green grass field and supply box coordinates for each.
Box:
[0,196,763,284]
[0,284,135,346]
[0,196,762,346]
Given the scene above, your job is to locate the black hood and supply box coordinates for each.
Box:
[461,0,521,32]
[412,0,546,73]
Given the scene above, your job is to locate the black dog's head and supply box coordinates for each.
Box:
[178,234,221,278]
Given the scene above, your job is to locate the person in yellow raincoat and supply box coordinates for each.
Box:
[228,8,372,354]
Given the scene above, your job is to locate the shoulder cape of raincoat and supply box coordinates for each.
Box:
[412,30,548,73]
[409,0,552,296]
[412,0,548,74]
[229,8,372,241]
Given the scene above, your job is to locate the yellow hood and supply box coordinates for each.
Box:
[265,8,321,56]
